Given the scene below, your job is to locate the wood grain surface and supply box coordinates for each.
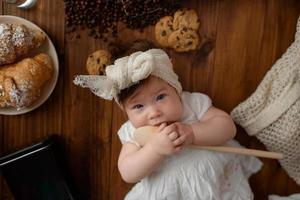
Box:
[1,1,300,199]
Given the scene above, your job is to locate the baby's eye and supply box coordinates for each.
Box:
[156,94,166,101]
[132,104,143,110]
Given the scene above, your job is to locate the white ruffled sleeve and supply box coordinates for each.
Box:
[181,91,212,122]
[117,121,140,146]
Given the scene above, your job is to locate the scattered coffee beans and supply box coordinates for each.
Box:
[64,0,182,40]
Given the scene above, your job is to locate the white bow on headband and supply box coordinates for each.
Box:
[73,49,182,102]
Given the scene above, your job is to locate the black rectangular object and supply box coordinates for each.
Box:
[0,138,76,200]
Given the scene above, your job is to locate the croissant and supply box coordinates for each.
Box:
[0,53,53,109]
[0,23,46,66]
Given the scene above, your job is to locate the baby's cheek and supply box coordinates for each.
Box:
[128,115,147,128]
[172,105,183,121]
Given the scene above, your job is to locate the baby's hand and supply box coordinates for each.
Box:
[173,122,195,146]
[148,123,183,156]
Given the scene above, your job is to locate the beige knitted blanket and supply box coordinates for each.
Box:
[231,15,300,186]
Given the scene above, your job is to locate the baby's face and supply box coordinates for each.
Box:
[123,76,183,128]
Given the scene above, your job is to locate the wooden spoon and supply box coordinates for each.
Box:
[133,126,283,160]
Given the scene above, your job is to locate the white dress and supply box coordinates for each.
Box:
[118,91,263,200]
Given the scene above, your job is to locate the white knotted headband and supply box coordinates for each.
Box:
[73,49,182,103]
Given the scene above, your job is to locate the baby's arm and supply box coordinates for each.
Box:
[174,106,236,146]
[118,123,182,183]
[190,106,236,146]
[118,142,164,183]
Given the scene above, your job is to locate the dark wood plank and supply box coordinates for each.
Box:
[64,29,115,199]
[215,1,300,199]
[211,1,300,199]
[0,0,65,147]
[0,0,65,199]
[237,0,298,199]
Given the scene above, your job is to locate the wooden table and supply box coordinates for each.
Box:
[1,0,300,199]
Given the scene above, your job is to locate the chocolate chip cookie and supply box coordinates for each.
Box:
[168,27,199,52]
[155,16,174,47]
[173,9,200,31]
[86,50,112,75]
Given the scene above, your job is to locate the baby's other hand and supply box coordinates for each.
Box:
[148,123,183,156]
[173,122,195,146]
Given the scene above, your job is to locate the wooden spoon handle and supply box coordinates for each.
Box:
[188,145,283,159]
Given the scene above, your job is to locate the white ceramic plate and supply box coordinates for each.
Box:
[0,15,59,115]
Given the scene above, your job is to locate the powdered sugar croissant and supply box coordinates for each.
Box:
[0,23,46,65]
[0,53,53,109]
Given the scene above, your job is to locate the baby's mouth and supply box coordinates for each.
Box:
[154,121,173,126]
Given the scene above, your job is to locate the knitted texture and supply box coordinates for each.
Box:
[74,49,182,103]
[231,16,300,185]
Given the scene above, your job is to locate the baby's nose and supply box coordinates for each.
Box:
[149,106,161,119]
